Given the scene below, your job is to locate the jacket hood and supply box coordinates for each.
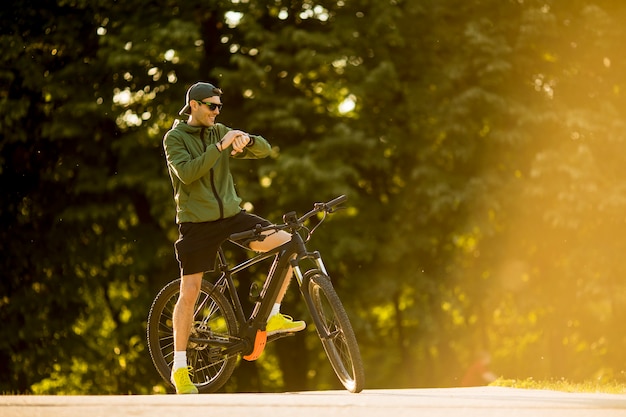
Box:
[174,121,203,133]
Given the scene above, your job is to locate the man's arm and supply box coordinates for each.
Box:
[217,127,272,159]
[164,131,221,185]
[234,134,272,159]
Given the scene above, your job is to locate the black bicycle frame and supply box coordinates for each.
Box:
[205,226,334,357]
[214,232,303,333]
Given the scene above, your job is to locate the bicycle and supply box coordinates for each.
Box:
[147,195,365,393]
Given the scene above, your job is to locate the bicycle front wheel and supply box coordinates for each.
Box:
[147,278,239,393]
[305,271,365,393]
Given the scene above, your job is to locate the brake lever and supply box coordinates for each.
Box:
[314,200,346,214]
[253,224,268,241]
[327,205,346,214]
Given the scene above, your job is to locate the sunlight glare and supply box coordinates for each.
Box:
[225,11,243,27]
[339,95,356,114]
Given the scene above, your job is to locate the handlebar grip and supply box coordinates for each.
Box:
[326,194,347,209]
[229,229,256,241]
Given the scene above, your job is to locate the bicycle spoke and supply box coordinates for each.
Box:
[147,278,239,393]
[306,272,364,393]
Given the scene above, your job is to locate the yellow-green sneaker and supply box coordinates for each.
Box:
[266,314,306,336]
[171,366,199,394]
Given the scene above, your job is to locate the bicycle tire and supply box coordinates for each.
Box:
[305,271,365,393]
[147,278,239,393]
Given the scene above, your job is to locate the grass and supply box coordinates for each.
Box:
[491,377,626,394]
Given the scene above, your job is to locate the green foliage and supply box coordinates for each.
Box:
[492,377,626,394]
[2,0,626,394]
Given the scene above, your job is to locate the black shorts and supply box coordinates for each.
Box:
[174,211,271,276]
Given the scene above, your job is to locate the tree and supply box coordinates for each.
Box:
[3,0,626,394]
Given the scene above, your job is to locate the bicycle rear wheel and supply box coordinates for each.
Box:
[305,271,365,393]
[147,278,239,393]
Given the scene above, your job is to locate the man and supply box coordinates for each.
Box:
[163,82,305,394]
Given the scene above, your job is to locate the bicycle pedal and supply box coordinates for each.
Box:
[267,332,296,343]
[242,330,267,361]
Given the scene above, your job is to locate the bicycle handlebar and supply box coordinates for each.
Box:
[229,223,266,241]
[320,194,348,211]
[229,195,347,241]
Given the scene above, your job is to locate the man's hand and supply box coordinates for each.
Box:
[230,133,250,155]
[219,130,251,155]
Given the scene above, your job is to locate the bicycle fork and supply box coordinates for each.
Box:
[292,251,335,340]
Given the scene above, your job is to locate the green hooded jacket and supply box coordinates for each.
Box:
[163,121,272,223]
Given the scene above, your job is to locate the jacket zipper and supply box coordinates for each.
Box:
[209,169,224,219]
[200,128,224,219]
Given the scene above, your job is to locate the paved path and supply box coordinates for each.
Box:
[2,387,626,417]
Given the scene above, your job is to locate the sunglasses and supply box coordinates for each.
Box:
[196,100,223,111]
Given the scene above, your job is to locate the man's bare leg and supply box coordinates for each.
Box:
[170,272,202,394]
[249,230,292,302]
[173,272,203,352]
[250,230,305,334]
